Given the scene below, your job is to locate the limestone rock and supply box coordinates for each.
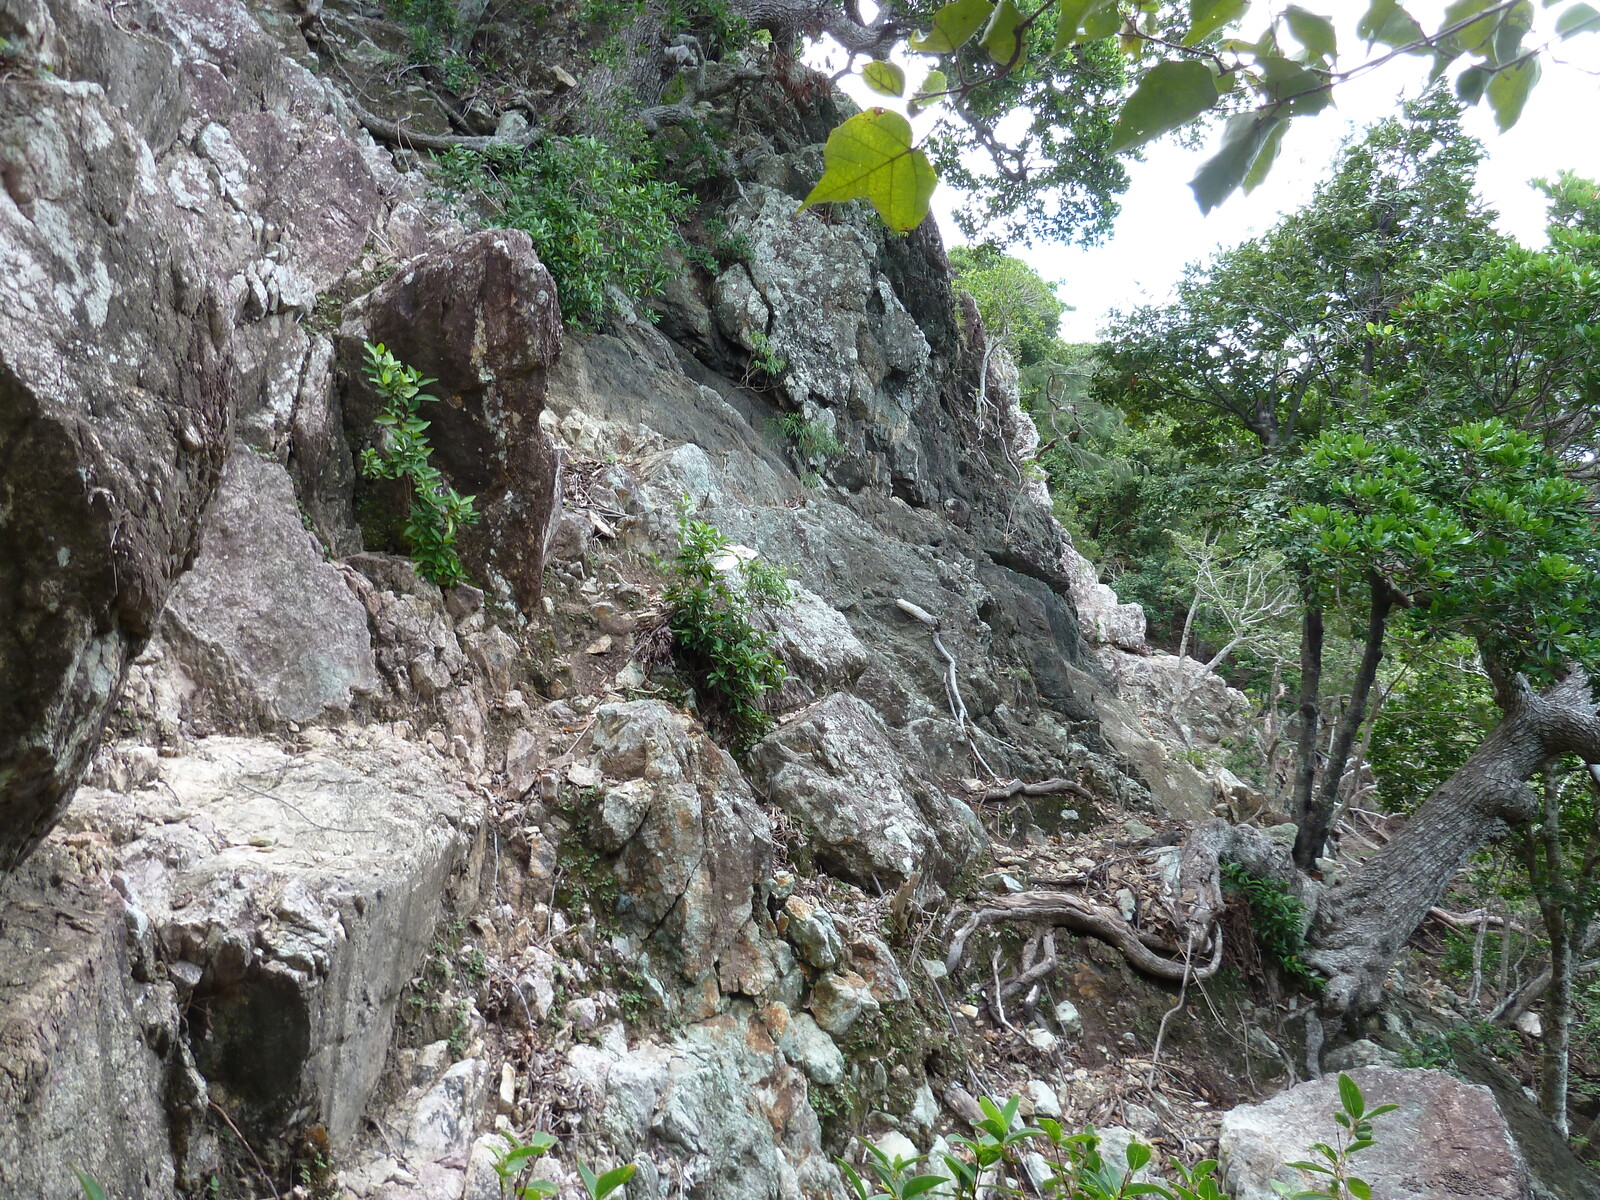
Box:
[777,1010,845,1086]
[748,693,983,890]
[590,702,770,991]
[357,230,564,611]
[781,896,843,969]
[1061,544,1147,652]
[158,446,379,727]
[0,72,231,875]
[1219,1068,1530,1200]
[809,971,879,1036]
[68,734,477,1147]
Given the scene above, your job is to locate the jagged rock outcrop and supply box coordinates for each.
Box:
[352,229,565,610]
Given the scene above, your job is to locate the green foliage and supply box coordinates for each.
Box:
[770,412,844,462]
[359,342,479,588]
[1273,1074,1397,1200]
[1367,637,1499,814]
[73,1168,108,1200]
[923,21,1130,245]
[1221,863,1323,994]
[491,1132,636,1200]
[745,330,788,382]
[838,1084,1391,1200]
[949,245,1066,367]
[802,0,1591,231]
[1282,419,1600,676]
[664,508,792,752]
[436,136,694,329]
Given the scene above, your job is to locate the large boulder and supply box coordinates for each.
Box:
[1219,1067,1530,1200]
[587,701,778,1002]
[356,230,564,611]
[0,70,233,877]
[747,693,984,891]
[157,445,380,728]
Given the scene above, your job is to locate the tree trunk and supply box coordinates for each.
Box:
[1297,576,1391,868]
[1291,603,1324,868]
[1542,917,1573,1137]
[1307,670,1600,1025]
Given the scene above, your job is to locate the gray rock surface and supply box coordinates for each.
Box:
[1220,1068,1530,1200]
[158,446,379,727]
[67,732,477,1147]
[749,693,983,890]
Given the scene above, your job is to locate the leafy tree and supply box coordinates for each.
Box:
[949,245,1067,367]
[925,19,1131,245]
[771,0,1600,232]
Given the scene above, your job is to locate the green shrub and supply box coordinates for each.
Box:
[436,136,694,329]
[1222,862,1323,994]
[664,508,791,751]
[841,1079,1392,1200]
[358,342,480,587]
[770,412,844,461]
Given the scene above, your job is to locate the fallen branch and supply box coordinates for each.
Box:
[897,598,998,778]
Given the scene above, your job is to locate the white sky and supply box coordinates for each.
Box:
[817,4,1600,341]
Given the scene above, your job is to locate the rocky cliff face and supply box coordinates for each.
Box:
[0,0,1585,1197]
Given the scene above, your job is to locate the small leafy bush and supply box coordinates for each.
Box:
[436,137,694,329]
[359,342,480,588]
[1221,863,1323,994]
[664,508,791,752]
[491,1131,636,1200]
[841,1080,1390,1200]
[770,412,844,461]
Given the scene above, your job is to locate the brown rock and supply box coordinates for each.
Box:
[357,230,564,611]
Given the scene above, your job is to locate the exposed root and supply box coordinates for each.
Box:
[946,889,1225,983]
[980,777,1093,804]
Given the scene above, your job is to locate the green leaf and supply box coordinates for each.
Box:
[1243,118,1288,192]
[72,1168,109,1200]
[862,60,906,96]
[1054,0,1120,48]
[800,109,937,232]
[982,0,1026,64]
[1558,2,1600,35]
[909,0,994,52]
[593,1163,637,1200]
[1337,1074,1365,1119]
[1283,5,1337,59]
[911,68,949,109]
[1348,1179,1372,1200]
[901,1175,951,1200]
[1190,111,1284,212]
[1126,1142,1153,1172]
[1442,0,1499,52]
[1186,0,1248,44]
[1455,61,1491,101]
[1358,0,1426,47]
[1487,54,1540,129]
[1111,60,1220,152]
[1258,55,1332,114]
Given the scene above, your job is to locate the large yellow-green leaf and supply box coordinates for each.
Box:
[1357,0,1426,49]
[800,109,937,233]
[983,0,1026,64]
[910,69,949,114]
[862,59,906,97]
[1110,60,1220,153]
[1283,5,1336,61]
[1486,54,1540,129]
[909,0,994,52]
[1184,0,1248,45]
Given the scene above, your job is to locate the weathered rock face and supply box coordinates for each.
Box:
[158,446,379,728]
[355,229,565,610]
[69,733,478,1149]
[587,701,777,1001]
[0,70,232,877]
[749,693,983,891]
[1219,1067,1530,1200]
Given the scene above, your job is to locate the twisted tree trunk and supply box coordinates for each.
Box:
[1308,670,1600,1026]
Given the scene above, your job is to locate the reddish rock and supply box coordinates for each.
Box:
[357,230,564,610]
